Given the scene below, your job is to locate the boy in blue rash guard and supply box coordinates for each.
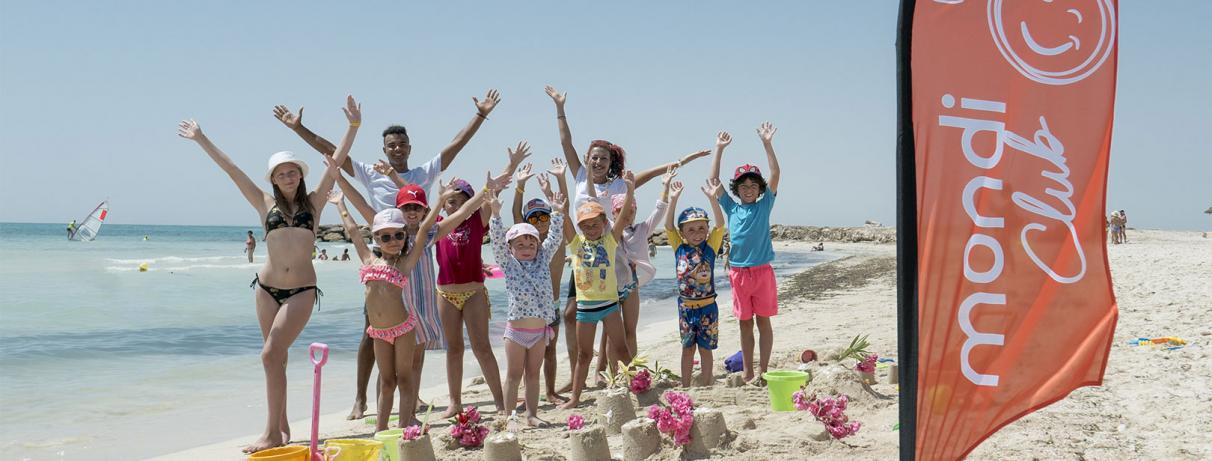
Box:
[707,125,782,384]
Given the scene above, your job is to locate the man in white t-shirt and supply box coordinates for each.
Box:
[272,89,501,208]
[271,89,501,421]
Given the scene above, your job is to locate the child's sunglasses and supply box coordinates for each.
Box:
[526,214,551,225]
[376,231,408,243]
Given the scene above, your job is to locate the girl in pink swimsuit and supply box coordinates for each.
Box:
[329,190,445,432]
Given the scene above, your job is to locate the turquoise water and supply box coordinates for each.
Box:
[0,222,829,460]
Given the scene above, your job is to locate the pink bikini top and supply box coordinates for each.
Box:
[360,263,408,289]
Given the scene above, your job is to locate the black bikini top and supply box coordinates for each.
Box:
[265,204,316,235]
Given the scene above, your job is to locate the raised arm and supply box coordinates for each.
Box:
[703,178,726,228]
[486,194,512,265]
[665,180,684,232]
[177,120,269,213]
[633,149,711,188]
[511,163,536,224]
[272,105,353,176]
[640,165,677,234]
[541,193,567,260]
[544,158,575,240]
[328,191,372,263]
[367,160,411,189]
[309,96,362,212]
[545,85,581,176]
[612,171,636,241]
[710,131,731,183]
[335,173,376,224]
[438,89,501,171]
[757,122,780,194]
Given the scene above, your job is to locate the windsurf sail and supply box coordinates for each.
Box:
[70,200,109,242]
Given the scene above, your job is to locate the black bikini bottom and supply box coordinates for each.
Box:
[251,275,323,310]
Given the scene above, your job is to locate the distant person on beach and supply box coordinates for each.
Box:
[1109,211,1124,245]
[177,95,361,453]
[1115,209,1124,242]
[66,220,76,239]
[318,249,329,260]
[245,230,256,262]
[544,85,711,393]
[512,159,573,404]
[488,187,567,427]
[329,189,441,432]
[649,241,657,257]
[274,89,499,421]
[340,248,350,261]
[710,124,782,385]
[666,176,726,387]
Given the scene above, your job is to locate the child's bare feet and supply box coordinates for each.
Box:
[347,399,367,420]
[558,398,580,410]
[545,391,569,404]
[526,415,550,428]
[242,433,284,454]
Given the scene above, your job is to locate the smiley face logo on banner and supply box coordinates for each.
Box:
[987,0,1117,85]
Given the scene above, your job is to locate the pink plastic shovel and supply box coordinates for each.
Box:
[308,343,329,461]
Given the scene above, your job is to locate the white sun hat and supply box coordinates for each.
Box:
[371,208,408,233]
[265,151,309,182]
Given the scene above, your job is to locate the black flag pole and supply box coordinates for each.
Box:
[895,0,918,460]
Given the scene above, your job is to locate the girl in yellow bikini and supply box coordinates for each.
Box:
[435,142,529,418]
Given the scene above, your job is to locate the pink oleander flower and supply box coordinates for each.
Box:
[798,393,861,440]
[855,353,878,374]
[793,388,811,411]
[630,368,652,394]
[402,425,422,441]
[647,391,696,447]
[567,414,585,431]
[448,406,489,447]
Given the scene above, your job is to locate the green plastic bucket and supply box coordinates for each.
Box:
[373,429,403,461]
[763,370,809,411]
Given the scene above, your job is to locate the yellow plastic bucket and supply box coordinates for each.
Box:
[763,370,809,411]
[324,438,382,461]
[246,445,309,461]
[373,429,404,461]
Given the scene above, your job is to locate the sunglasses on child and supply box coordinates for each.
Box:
[376,231,408,243]
[526,213,551,225]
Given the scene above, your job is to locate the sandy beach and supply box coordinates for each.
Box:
[157,230,1211,460]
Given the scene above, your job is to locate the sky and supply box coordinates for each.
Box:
[1,1,1209,230]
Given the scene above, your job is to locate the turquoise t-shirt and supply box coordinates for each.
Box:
[718,191,776,267]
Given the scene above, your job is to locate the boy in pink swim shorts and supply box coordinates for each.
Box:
[707,126,782,384]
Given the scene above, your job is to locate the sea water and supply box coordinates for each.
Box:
[0,222,830,460]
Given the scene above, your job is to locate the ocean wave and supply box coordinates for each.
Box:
[106,255,241,264]
[105,263,258,273]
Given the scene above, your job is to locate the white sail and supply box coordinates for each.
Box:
[70,201,109,242]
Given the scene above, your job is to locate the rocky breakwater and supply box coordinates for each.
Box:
[647,224,895,246]
[315,224,369,242]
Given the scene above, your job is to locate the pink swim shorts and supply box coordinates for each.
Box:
[728,264,778,321]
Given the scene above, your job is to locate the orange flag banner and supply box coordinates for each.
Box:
[910,1,1119,459]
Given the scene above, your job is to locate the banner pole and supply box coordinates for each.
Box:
[895,0,918,460]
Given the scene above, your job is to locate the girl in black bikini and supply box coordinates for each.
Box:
[178,95,362,454]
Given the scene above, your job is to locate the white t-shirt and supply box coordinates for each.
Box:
[573,167,628,223]
[353,155,443,212]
